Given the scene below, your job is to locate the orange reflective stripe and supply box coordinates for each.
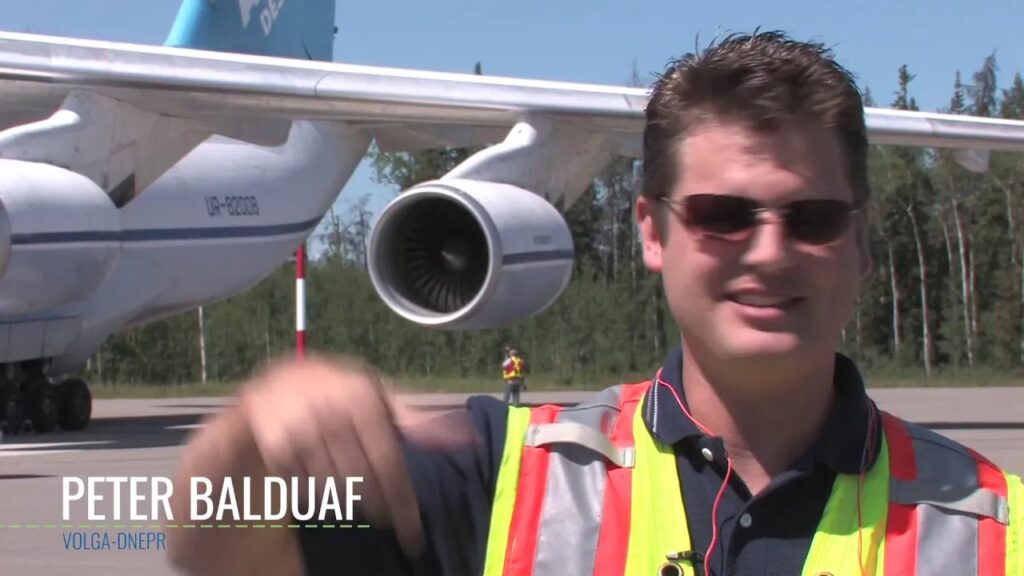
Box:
[593,383,648,575]
[881,412,918,576]
[971,447,1008,576]
[504,404,560,576]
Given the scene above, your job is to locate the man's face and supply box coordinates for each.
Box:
[637,119,869,369]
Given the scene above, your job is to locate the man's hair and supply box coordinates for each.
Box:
[642,31,870,224]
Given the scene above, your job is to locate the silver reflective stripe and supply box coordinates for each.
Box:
[891,479,1009,524]
[899,421,989,575]
[532,386,624,576]
[917,503,979,576]
[525,423,636,468]
[646,381,660,434]
[532,443,607,575]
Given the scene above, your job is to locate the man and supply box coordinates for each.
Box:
[167,32,1023,576]
[502,347,525,406]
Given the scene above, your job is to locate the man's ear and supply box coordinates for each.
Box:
[637,195,665,273]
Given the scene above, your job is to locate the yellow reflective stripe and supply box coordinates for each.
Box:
[482,406,532,576]
[802,436,889,576]
[625,397,695,576]
[1008,472,1024,576]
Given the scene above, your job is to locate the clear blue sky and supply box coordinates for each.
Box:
[1,0,1021,237]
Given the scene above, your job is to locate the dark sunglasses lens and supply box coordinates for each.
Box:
[684,195,758,237]
[786,200,852,244]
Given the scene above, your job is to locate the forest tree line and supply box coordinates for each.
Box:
[86,55,1024,386]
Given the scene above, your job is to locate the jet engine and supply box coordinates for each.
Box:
[0,159,120,315]
[367,179,574,329]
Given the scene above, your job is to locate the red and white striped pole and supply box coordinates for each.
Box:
[295,242,306,359]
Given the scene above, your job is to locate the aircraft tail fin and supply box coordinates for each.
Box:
[164,0,335,62]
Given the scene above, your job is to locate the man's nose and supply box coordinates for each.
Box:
[741,215,793,271]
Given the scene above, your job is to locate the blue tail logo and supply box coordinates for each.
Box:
[166,0,335,62]
[238,0,261,30]
[237,0,285,36]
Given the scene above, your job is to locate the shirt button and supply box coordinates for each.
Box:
[701,447,714,462]
[739,513,753,528]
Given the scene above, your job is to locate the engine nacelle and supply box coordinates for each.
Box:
[0,159,120,315]
[367,179,574,329]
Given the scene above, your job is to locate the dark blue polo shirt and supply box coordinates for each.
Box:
[299,348,881,576]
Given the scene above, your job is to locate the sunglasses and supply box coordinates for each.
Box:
[658,194,860,246]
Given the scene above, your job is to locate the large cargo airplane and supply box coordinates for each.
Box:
[0,0,1023,434]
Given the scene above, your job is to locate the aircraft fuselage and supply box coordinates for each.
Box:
[0,119,369,432]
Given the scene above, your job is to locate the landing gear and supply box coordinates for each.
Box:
[0,381,25,435]
[0,367,92,434]
[57,378,91,431]
[25,377,59,433]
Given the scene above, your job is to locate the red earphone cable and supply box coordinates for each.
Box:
[655,370,727,575]
[705,458,733,576]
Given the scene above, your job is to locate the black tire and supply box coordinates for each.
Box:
[25,378,58,433]
[58,378,91,431]
[0,382,25,435]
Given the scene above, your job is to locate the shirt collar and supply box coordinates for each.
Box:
[642,347,881,474]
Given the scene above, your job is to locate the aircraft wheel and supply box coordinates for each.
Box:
[0,382,25,435]
[58,379,91,431]
[25,378,58,433]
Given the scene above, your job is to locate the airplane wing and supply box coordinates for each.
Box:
[2,31,1024,155]
[0,32,647,153]
[0,30,1022,200]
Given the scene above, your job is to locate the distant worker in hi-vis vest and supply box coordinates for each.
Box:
[502,347,526,406]
[168,30,1024,576]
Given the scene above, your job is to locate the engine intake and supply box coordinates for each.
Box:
[367,179,574,329]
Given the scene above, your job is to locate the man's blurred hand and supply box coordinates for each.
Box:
[167,354,476,575]
[239,354,476,557]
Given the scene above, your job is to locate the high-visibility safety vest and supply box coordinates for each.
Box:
[504,356,524,380]
[482,381,1023,576]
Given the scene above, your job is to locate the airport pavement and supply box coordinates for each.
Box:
[1,387,1022,575]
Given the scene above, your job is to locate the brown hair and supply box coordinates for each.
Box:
[642,31,869,224]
